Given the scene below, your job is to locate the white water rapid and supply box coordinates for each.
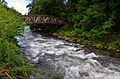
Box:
[16,26,120,79]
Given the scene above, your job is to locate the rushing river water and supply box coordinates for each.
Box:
[16,26,120,79]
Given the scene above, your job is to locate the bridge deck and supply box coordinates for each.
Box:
[25,15,65,25]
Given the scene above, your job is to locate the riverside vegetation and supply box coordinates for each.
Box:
[27,0,120,53]
[0,2,34,79]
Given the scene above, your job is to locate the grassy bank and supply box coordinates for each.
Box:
[0,3,34,79]
[54,26,120,53]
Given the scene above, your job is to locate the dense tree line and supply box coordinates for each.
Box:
[27,0,120,51]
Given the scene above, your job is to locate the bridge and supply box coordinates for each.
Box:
[25,15,65,25]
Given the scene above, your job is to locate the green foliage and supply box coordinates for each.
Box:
[28,0,65,16]
[0,3,34,78]
[72,0,120,39]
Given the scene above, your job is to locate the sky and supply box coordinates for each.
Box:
[5,0,31,15]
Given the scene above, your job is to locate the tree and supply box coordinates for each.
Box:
[27,0,65,16]
[0,0,7,5]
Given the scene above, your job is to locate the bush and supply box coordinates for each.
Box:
[0,3,34,78]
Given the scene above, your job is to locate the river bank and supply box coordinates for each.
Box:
[31,27,120,59]
[52,32,120,59]
[0,4,34,79]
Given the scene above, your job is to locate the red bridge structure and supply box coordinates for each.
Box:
[25,15,65,25]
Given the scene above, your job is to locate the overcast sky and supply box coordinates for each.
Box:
[5,0,31,15]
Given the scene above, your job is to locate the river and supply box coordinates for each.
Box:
[16,26,120,79]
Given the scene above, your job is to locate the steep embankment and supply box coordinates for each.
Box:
[0,3,33,79]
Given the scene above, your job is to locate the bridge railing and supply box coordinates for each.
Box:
[25,15,66,25]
